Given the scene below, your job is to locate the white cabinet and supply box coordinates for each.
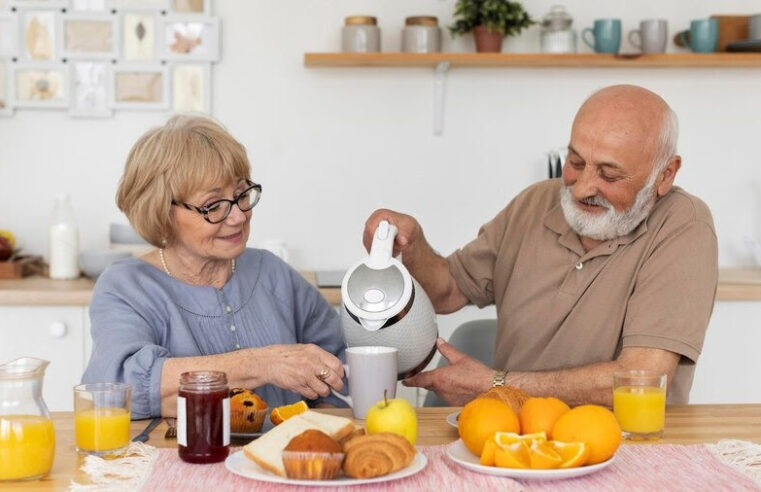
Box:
[0,306,87,411]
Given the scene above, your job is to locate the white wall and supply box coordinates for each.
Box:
[1,1,759,402]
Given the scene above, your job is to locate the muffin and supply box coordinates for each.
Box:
[281,429,344,480]
[229,388,268,433]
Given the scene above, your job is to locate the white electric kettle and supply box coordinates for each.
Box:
[341,220,438,379]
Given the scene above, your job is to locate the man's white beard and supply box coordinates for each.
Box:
[560,178,657,241]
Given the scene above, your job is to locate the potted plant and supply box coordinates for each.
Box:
[449,0,535,53]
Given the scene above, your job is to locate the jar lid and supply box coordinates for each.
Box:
[345,16,377,26]
[541,5,573,29]
[405,16,438,27]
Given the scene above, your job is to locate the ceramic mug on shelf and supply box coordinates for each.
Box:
[628,19,668,54]
[582,18,622,53]
[678,18,718,53]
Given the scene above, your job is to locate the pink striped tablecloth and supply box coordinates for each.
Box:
[140,443,761,491]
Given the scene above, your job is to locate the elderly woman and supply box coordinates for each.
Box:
[82,115,346,418]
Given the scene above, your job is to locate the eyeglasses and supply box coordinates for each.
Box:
[172,180,262,224]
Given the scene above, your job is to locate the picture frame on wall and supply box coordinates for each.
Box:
[60,14,119,60]
[69,60,111,117]
[121,11,156,61]
[0,13,19,57]
[12,63,69,108]
[170,0,210,16]
[20,10,58,61]
[0,59,13,116]
[171,62,208,113]
[159,16,218,61]
[110,64,167,110]
[110,0,168,11]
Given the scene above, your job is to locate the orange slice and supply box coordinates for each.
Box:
[551,440,590,468]
[527,440,563,469]
[494,441,530,469]
[480,437,498,466]
[270,400,308,425]
[494,431,547,448]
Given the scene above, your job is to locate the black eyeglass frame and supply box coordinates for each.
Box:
[172,179,262,224]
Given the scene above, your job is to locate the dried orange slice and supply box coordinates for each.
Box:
[551,440,590,469]
[493,431,547,448]
[527,440,563,469]
[494,441,530,469]
[270,400,308,425]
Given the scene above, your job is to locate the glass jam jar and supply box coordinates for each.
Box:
[540,5,577,53]
[177,371,229,464]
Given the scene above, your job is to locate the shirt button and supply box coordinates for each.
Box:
[235,343,240,349]
[230,325,236,332]
[225,305,232,313]
[575,262,583,270]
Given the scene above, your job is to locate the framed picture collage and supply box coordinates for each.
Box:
[0,0,217,117]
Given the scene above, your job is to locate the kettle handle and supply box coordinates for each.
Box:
[367,220,398,269]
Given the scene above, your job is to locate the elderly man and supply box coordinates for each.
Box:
[363,85,717,407]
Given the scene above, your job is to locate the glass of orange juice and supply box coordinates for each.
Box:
[74,383,131,456]
[613,370,666,440]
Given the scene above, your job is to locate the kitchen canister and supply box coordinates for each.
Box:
[540,5,577,53]
[402,16,442,53]
[342,16,381,52]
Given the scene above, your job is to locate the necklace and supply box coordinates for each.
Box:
[158,248,235,278]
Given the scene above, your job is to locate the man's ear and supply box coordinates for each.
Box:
[656,155,681,197]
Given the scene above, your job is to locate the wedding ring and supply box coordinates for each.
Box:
[317,368,330,381]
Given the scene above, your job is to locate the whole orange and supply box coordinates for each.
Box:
[458,397,519,456]
[518,397,570,439]
[552,405,621,465]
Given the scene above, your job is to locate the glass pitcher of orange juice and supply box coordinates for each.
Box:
[0,357,56,481]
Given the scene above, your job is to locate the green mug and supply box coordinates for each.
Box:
[582,19,622,54]
[679,18,718,53]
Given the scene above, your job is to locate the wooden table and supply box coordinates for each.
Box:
[5,404,761,490]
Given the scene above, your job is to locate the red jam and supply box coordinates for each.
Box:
[177,371,229,464]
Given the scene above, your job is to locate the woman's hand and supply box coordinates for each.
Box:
[259,344,345,400]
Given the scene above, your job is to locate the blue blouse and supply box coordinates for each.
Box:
[82,248,347,419]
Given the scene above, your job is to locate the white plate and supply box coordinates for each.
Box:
[446,411,460,428]
[446,439,614,480]
[225,449,427,486]
[230,431,263,440]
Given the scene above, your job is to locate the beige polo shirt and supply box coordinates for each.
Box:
[447,179,718,404]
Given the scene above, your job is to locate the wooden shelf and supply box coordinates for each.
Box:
[304,52,761,68]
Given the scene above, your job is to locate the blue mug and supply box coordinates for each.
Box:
[582,19,622,54]
[679,18,718,53]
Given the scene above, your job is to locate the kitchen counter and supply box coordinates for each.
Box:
[0,268,759,306]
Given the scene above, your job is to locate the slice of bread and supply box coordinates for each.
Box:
[243,410,355,477]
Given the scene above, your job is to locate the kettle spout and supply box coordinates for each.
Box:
[359,317,386,331]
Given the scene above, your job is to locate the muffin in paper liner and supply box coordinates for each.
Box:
[230,407,267,433]
[281,451,345,480]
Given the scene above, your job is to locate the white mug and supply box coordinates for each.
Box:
[628,19,668,54]
[332,346,398,419]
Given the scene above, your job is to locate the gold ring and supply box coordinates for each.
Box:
[317,368,330,381]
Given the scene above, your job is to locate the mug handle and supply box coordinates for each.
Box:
[628,30,641,49]
[678,30,691,50]
[330,364,352,406]
[582,28,596,50]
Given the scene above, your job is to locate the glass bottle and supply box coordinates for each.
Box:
[0,358,55,481]
[540,5,577,53]
[177,371,229,464]
[49,193,79,280]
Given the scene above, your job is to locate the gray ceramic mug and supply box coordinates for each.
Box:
[629,19,668,53]
[331,346,398,419]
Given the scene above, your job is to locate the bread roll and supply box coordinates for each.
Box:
[342,433,415,479]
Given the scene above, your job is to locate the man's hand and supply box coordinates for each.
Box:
[402,338,493,406]
[363,209,422,258]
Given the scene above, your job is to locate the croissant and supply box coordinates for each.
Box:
[481,385,531,414]
[342,433,415,478]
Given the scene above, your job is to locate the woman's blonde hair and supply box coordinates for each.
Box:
[117,115,251,247]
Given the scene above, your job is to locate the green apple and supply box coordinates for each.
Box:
[365,390,417,445]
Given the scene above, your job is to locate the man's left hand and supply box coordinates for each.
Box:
[402,337,494,406]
